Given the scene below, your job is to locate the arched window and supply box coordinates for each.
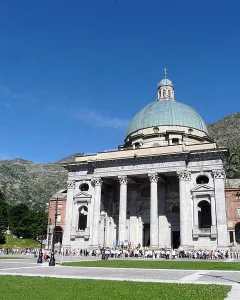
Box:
[168,90,171,97]
[172,205,180,213]
[198,201,211,228]
[78,206,88,230]
[163,90,166,97]
[196,175,209,185]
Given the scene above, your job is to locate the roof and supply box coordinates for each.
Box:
[51,189,67,199]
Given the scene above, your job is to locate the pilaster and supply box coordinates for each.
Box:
[62,180,76,249]
[177,170,191,247]
[91,177,103,247]
[212,169,228,247]
[210,194,217,238]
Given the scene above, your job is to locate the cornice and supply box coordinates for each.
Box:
[62,148,228,172]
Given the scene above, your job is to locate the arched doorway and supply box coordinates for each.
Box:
[53,226,63,245]
[198,201,211,228]
[235,223,240,244]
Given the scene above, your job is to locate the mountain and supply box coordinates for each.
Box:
[0,113,240,208]
[207,112,240,149]
[0,159,68,210]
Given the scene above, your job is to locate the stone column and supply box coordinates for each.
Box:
[91,177,103,247]
[129,185,138,247]
[177,170,191,247]
[118,175,128,244]
[62,180,75,249]
[148,173,159,248]
[212,170,228,247]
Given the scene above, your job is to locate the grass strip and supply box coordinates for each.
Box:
[0,276,230,300]
[62,259,240,270]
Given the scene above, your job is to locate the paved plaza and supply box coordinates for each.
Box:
[0,257,240,299]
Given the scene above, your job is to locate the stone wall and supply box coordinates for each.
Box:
[48,197,67,229]
[225,188,240,229]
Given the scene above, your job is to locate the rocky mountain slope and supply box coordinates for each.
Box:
[0,159,68,209]
[207,112,240,149]
[0,113,239,208]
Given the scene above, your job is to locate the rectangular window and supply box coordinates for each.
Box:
[237,208,240,216]
[58,204,63,209]
[57,214,61,223]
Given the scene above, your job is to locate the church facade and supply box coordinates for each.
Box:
[60,71,229,251]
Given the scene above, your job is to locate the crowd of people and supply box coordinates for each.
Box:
[2,246,240,261]
[62,247,240,260]
[0,248,39,256]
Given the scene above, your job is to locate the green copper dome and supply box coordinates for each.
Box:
[126,101,208,138]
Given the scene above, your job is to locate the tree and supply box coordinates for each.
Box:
[9,203,47,239]
[9,203,29,238]
[0,190,8,244]
[227,147,240,178]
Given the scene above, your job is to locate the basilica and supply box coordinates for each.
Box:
[55,70,230,251]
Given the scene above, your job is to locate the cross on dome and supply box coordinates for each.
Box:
[163,67,168,79]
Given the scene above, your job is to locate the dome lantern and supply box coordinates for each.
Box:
[157,67,175,101]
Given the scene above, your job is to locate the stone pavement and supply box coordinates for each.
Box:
[0,257,240,299]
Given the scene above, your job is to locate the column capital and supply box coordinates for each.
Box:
[212,169,226,179]
[67,180,76,189]
[91,177,103,186]
[118,175,128,185]
[148,173,158,183]
[177,170,191,181]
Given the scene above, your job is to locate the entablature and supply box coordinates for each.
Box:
[62,148,228,179]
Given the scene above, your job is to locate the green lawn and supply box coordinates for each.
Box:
[0,276,230,300]
[62,259,240,270]
[1,236,40,251]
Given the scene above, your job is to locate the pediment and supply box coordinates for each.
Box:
[74,191,92,199]
[190,184,214,193]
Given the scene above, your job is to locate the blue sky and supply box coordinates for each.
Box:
[0,0,240,162]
